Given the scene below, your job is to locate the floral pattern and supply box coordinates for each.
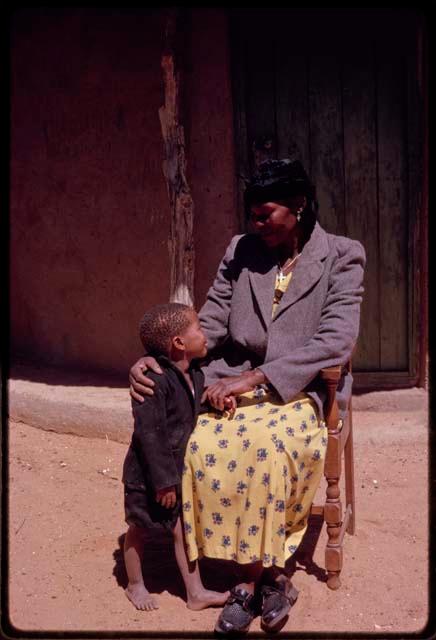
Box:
[182,389,327,567]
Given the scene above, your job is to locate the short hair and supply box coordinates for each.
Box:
[139,303,193,357]
[244,158,318,235]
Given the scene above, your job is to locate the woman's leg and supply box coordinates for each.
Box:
[173,516,229,610]
[257,565,299,631]
[124,524,159,610]
[214,561,264,634]
[261,565,293,590]
[234,560,264,595]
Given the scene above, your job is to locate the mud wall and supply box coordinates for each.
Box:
[186,10,238,307]
[10,8,237,376]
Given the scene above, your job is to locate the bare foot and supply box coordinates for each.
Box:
[125,583,159,611]
[187,589,230,611]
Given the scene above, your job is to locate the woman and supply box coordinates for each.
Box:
[129,159,365,634]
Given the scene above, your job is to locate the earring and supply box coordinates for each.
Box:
[296,211,302,222]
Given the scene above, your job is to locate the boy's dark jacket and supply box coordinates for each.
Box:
[122,355,204,528]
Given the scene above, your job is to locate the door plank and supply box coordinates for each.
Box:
[376,19,409,370]
[244,10,277,171]
[274,9,310,170]
[342,17,380,371]
[308,16,345,236]
[406,11,425,384]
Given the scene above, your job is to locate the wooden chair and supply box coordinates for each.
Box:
[310,362,355,590]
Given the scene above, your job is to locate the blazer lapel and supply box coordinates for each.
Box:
[273,223,330,321]
[248,254,277,329]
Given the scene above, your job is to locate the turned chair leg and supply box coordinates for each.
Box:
[319,361,355,590]
[344,406,356,535]
[325,473,343,590]
[321,366,344,590]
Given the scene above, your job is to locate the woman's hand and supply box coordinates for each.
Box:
[203,369,266,412]
[155,486,176,509]
[129,356,163,402]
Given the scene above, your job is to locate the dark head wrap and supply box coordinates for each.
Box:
[244,159,315,209]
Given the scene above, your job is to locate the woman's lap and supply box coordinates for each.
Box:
[181,387,327,568]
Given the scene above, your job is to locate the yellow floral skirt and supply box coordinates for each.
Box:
[181,387,327,568]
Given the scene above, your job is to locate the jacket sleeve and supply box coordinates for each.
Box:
[198,235,243,352]
[131,385,180,492]
[259,238,366,403]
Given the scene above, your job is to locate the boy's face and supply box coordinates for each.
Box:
[179,311,208,360]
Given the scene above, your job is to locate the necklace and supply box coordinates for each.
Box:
[277,253,301,283]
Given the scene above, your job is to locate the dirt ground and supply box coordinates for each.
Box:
[6,392,430,637]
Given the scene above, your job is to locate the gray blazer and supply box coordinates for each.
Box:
[198,222,366,419]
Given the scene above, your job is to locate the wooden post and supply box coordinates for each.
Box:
[159,9,195,305]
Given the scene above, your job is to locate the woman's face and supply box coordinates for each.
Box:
[250,198,305,248]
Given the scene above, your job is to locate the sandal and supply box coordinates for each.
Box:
[214,586,257,635]
[260,580,298,633]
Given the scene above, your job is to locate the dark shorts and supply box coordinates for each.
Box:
[124,484,180,531]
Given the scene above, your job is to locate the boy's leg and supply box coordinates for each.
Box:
[173,516,229,610]
[124,524,158,610]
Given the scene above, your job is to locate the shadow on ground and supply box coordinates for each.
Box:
[112,514,327,602]
[290,514,327,583]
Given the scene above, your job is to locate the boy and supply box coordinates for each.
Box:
[122,302,229,611]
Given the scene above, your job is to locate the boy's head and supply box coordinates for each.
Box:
[139,303,207,361]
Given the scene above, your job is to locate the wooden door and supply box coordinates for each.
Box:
[230,8,426,388]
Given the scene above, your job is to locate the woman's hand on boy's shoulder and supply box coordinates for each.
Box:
[129,355,163,402]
